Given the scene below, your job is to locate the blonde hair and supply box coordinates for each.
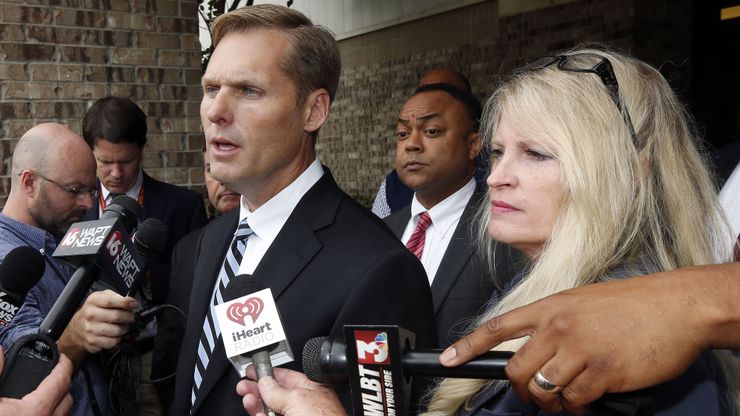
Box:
[425,46,736,415]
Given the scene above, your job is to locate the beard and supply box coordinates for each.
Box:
[29,189,85,238]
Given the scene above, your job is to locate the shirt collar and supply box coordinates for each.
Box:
[237,158,324,244]
[100,169,144,202]
[410,178,476,235]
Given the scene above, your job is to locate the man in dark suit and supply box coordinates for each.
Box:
[384,81,519,348]
[81,96,208,414]
[170,5,436,415]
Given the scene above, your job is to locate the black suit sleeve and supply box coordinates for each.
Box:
[328,248,437,412]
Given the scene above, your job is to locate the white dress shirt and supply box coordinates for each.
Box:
[98,169,144,216]
[236,159,324,275]
[401,178,476,285]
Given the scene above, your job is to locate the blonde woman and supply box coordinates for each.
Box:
[236,46,737,415]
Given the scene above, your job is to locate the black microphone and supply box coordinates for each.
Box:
[92,217,168,298]
[303,336,511,383]
[39,195,143,340]
[223,275,278,416]
[0,246,46,329]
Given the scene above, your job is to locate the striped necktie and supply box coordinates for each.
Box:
[191,218,253,408]
[406,211,432,259]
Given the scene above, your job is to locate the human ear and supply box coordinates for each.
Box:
[303,89,330,134]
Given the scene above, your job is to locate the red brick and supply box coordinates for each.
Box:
[59,46,107,63]
[154,1,178,16]
[55,82,107,99]
[1,44,56,61]
[3,82,58,100]
[0,63,27,81]
[0,102,31,119]
[0,24,24,42]
[109,47,157,65]
[106,11,133,29]
[22,6,53,24]
[133,33,180,49]
[109,83,160,100]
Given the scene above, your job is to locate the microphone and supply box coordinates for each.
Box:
[222,277,277,383]
[39,195,143,340]
[92,217,167,296]
[303,336,511,383]
[222,277,278,416]
[0,246,46,328]
[213,275,294,416]
[303,325,512,415]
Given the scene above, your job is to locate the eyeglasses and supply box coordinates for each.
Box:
[527,53,640,148]
[25,170,99,199]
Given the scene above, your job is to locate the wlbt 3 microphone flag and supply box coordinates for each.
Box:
[0,246,46,329]
[303,325,513,416]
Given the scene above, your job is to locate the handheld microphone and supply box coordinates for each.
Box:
[93,217,168,297]
[222,277,277,382]
[0,246,46,328]
[302,336,511,383]
[303,325,512,416]
[222,277,278,416]
[40,195,143,340]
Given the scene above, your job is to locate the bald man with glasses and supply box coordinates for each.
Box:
[0,123,139,416]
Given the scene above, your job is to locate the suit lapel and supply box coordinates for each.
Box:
[384,206,411,239]
[429,189,484,313]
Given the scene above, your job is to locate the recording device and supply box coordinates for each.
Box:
[303,325,512,416]
[220,277,285,416]
[0,246,46,328]
[302,334,512,383]
[214,275,293,378]
[40,195,143,340]
[0,196,142,399]
[92,217,167,297]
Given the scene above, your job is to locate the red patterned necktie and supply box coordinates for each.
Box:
[406,211,432,259]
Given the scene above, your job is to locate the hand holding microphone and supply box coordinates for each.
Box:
[236,367,345,416]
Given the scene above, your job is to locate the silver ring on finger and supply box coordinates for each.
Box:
[534,370,562,392]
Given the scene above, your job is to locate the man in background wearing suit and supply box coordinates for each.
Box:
[171,5,436,416]
[151,148,240,412]
[384,78,519,347]
[81,96,208,415]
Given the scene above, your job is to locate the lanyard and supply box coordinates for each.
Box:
[99,182,145,210]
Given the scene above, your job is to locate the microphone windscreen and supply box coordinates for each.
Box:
[302,337,327,383]
[222,274,265,302]
[134,218,168,258]
[0,246,45,295]
[109,194,143,219]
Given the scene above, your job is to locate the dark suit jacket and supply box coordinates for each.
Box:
[384,187,520,348]
[170,170,437,416]
[151,227,202,411]
[83,172,208,305]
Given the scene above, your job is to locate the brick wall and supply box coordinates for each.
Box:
[0,0,694,208]
[0,0,204,207]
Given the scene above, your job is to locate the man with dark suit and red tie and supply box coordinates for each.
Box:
[81,96,208,414]
[169,5,436,415]
[384,77,520,347]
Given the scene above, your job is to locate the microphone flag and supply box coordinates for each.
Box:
[214,287,293,377]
